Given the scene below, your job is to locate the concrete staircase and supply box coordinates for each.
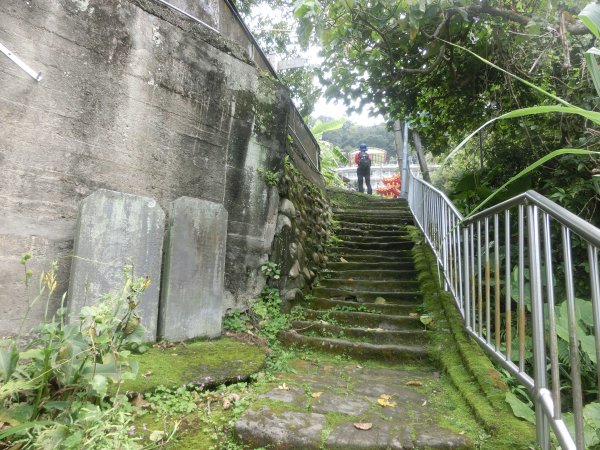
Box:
[279,196,428,362]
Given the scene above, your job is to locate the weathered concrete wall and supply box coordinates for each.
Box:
[0,0,288,336]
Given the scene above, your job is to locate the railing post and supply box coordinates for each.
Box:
[527,204,549,449]
[463,226,470,327]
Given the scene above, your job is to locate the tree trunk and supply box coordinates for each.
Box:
[412,131,430,182]
[393,120,404,175]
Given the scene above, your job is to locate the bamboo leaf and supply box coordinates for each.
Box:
[464,149,600,218]
[311,118,346,137]
[579,3,600,39]
[585,49,600,97]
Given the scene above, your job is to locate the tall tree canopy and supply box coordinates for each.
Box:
[295,0,599,219]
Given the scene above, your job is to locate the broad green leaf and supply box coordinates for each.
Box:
[0,420,53,440]
[311,118,345,136]
[0,344,19,382]
[505,392,535,424]
[89,374,108,398]
[579,3,600,39]
[585,49,600,97]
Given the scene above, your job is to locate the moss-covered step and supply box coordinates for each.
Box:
[335,228,411,238]
[330,252,413,263]
[332,208,411,216]
[118,337,267,393]
[326,261,416,271]
[334,215,413,225]
[336,221,409,231]
[291,320,428,345]
[307,297,420,315]
[323,269,417,280]
[312,287,422,302]
[318,278,420,292]
[300,309,423,331]
[278,330,427,362]
[336,235,412,245]
[332,240,413,251]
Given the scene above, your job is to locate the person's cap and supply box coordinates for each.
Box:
[359,143,367,150]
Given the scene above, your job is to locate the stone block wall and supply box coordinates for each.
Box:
[0,0,293,336]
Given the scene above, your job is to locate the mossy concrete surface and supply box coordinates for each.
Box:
[408,226,537,448]
[119,337,267,393]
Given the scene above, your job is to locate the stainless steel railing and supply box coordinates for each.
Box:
[407,170,600,449]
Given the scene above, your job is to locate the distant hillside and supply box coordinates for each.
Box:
[322,122,396,159]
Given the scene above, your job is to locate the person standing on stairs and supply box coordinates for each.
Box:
[354,143,373,194]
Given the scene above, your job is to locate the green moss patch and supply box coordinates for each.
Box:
[408,226,536,448]
[119,338,267,393]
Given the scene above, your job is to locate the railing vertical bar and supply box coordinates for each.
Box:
[542,213,560,419]
[494,213,501,351]
[464,226,470,326]
[505,209,512,362]
[518,204,526,373]
[562,227,585,449]
[588,245,600,399]
[470,223,476,331]
[485,217,491,344]
[478,220,483,337]
[458,219,464,315]
[527,205,549,450]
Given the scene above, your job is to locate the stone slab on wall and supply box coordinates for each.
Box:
[67,189,165,340]
[160,197,227,340]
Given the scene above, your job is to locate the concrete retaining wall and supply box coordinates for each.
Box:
[0,0,298,336]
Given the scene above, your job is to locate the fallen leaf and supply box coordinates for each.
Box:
[356,364,363,369]
[405,380,423,387]
[422,400,427,406]
[459,431,466,435]
[374,297,386,304]
[420,315,433,326]
[222,398,231,410]
[353,422,373,430]
[340,257,348,263]
[311,392,323,398]
[347,278,354,281]
[278,383,290,391]
[131,393,150,409]
[377,394,397,407]
[142,370,153,378]
[409,312,419,317]
[227,393,241,403]
[149,430,165,443]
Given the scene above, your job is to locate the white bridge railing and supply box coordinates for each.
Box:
[407,170,600,449]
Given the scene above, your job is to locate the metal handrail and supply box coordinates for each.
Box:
[407,169,600,450]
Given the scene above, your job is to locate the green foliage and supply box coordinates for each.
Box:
[223,309,250,333]
[321,122,396,159]
[145,385,199,417]
[0,257,148,448]
[260,261,281,280]
[257,167,280,187]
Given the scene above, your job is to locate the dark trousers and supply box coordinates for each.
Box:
[357,169,372,194]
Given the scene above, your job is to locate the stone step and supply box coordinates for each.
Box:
[323,269,417,281]
[336,221,409,232]
[332,241,413,251]
[333,208,411,216]
[311,287,422,302]
[306,298,421,315]
[335,214,413,225]
[336,235,412,244]
[300,309,423,331]
[332,247,413,256]
[335,228,411,238]
[318,278,420,292]
[291,320,427,345]
[326,261,416,271]
[278,330,427,361]
[330,253,413,263]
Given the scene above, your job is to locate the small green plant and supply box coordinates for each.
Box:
[223,309,250,333]
[144,385,199,417]
[0,256,148,448]
[260,261,281,280]
[257,168,280,187]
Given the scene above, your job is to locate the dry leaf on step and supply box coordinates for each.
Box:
[278,383,290,391]
[422,400,427,406]
[340,257,348,263]
[222,398,232,410]
[374,297,386,304]
[377,394,397,407]
[405,380,423,387]
[142,370,153,377]
[409,312,419,317]
[311,392,323,398]
[353,422,373,430]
